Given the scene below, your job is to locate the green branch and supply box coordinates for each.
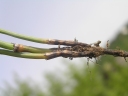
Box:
[0,40,51,53]
[0,29,90,46]
[0,29,48,44]
[0,49,48,59]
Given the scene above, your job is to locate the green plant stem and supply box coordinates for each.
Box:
[0,49,48,59]
[0,29,90,46]
[23,45,51,53]
[0,40,13,50]
[0,29,49,44]
[0,40,51,53]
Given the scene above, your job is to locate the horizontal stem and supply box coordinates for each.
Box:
[1,47,128,60]
[0,40,51,53]
[0,29,48,44]
[0,49,47,59]
[104,49,128,57]
[0,40,13,50]
[0,49,96,60]
[0,29,90,46]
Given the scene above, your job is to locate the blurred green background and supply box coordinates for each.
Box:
[1,24,128,96]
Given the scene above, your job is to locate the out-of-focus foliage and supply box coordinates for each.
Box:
[1,77,45,96]
[1,24,128,96]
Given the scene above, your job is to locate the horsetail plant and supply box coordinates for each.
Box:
[0,29,128,61]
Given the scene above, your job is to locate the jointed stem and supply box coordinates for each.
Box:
[0,40,51,53]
